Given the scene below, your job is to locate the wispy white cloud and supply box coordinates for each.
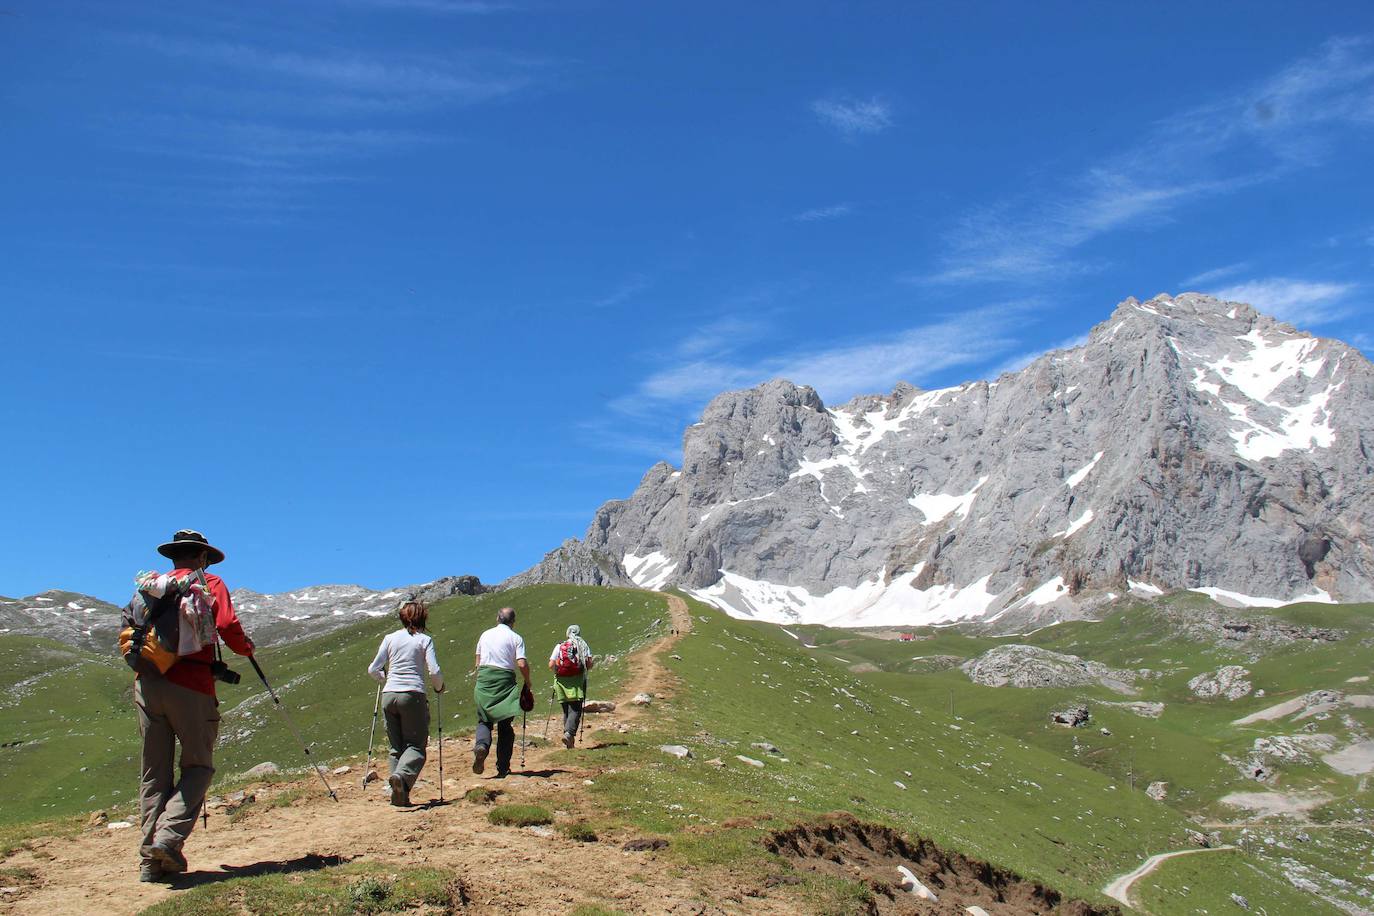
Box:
[128,34,536,108]
[926,38,1374,285]
[591,275,651,309]
[620,304,1028,412]
[1210,277,1358,327]
[793,203,853,222]
[1181,262,1252,287]
[335,0,520,12]
[984,333,1089,380]
[811,95,892,138]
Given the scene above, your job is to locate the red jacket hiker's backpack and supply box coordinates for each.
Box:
[552,639,584,677]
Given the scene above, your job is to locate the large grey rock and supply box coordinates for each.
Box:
[963,645,1140,695]
[508,294,1374,628]
[1189,666,1254,700]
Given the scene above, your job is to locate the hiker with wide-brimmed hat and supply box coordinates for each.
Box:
[131,530,255,883]
[547,624,595,748]
[367,599,445,806]
[471,606,531,778]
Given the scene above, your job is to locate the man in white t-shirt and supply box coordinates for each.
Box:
[471,607,532,777]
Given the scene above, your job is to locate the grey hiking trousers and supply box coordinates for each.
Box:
[382,691,429,790]
[134,676,219,862]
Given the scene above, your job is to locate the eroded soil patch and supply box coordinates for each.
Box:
[763,814,1117,915]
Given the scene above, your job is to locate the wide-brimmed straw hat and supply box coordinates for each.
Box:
[157,529,226,566]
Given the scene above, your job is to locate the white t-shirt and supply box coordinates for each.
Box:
[475,623,526,671]
[368,629,443,694]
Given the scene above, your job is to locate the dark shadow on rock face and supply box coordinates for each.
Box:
[173,853,353,888]
[762,814,1118,915]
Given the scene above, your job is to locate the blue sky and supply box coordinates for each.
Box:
[3,1,1372,601]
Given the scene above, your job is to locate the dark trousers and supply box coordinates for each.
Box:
[561,700,583,738]
[475,717,515,773]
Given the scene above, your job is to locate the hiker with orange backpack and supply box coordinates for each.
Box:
[118,530,255,883]
[548,624,595,749]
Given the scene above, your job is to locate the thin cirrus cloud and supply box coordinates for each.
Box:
[619,304,1026,416]
[1181,262,1253,288]
[1209,277,1358,327]
[793,203,853,222]
[334,0,520,12]
[925,38,1374,285]
[811,95,892,138]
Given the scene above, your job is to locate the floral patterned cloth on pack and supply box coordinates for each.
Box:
[135,571,219,656]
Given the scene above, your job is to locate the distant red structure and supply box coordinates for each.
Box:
[897,633,915,642]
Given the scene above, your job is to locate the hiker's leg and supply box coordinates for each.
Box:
[565,699,583,737]
[135,679,175,865]
[474,719,493,752]
[382,693,405,777]
[152,682,219,853]
[495,717,515,772]
[395,692,429,790]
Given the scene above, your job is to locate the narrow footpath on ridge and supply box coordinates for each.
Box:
[1,594,791,915]
[1101,845,1237,909]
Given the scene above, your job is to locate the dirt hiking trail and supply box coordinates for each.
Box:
[1101,845,1236,909]
[1,595,790,916]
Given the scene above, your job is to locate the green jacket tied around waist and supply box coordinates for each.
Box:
[474,665,521,723]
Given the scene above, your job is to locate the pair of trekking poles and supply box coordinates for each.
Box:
[541,673,589,749]
[363,682,446,803]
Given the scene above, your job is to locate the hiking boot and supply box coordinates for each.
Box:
[388,773,409,806]
[149,844,187,875]
[472,745,488,774]
[139,862,169,883]
[563,732,575,750]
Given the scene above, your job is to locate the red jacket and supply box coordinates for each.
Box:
[162,569,254,698]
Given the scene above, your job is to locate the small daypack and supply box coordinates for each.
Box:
[552,638,584,677]
[118,571,218,676]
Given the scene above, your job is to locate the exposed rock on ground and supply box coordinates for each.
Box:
[1188,666,1253,700]
[1050,704,1091,728]
[962,645,1140,695]
[764,814,1115,914]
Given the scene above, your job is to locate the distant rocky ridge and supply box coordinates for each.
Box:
[0,575,487,652]
[510,293,1374,629]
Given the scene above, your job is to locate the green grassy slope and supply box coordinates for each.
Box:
[0,585,667,828]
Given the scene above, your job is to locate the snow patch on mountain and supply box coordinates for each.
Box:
[909,476,987,525]
[624,551,677,590]
[1190,586,1334,608]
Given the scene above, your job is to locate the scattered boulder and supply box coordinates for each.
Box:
[962,645,1140,695]
[1050,704,1091,728]
[1146,781,1168,801]
[86,810,108,828]
[623,838,670,852]
[331,765,352,776]
[583,700,616,713]
[751,742,781,755]
[896,864,937,900]
[1231,893,1250,909]
[631,693,654,707]
[1099,727,1112,736]
[363,770,380,785]
[106,821,133,830]
[1187,829,1213,848]
[243,761,281,778]
[659,745,692,759]
[736,755,765,768]
[706,758,725,768]
[1188,666,1253,700]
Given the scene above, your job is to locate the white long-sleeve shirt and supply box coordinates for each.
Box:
[368,628,444,694]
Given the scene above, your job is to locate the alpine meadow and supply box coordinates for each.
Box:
[4,3,1374,915]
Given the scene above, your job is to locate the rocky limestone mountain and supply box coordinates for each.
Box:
[1,575,488,651]
[510,293,1374,629]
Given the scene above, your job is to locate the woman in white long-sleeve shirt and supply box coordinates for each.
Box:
[367,600,444,806]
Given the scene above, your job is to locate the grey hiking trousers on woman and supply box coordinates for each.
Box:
[382,690,429,790]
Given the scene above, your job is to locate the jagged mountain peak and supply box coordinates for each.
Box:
[509,293,1373,630]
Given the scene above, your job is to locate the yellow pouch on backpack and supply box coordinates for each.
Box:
[119,625,178,675]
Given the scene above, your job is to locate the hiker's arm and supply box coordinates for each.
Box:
[367,638,387,683]
[210,577,254,657]
[426,638,444,693]
[473,652,481,674]
[516,657,531,686]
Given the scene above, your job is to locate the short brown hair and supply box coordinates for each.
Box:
[398,600,428,634]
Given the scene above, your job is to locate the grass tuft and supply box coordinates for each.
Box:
[487,803,553,827]
[463,786,500,805]
[558,821,598,843]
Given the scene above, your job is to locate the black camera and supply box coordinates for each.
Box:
[211,660,241,685]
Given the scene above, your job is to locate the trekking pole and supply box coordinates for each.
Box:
[247,656,339,802]
[436,689,444,803]
[542,686,554,742]
[364,682,382,788]
[579,672,588,746]
[520,709,527,769]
